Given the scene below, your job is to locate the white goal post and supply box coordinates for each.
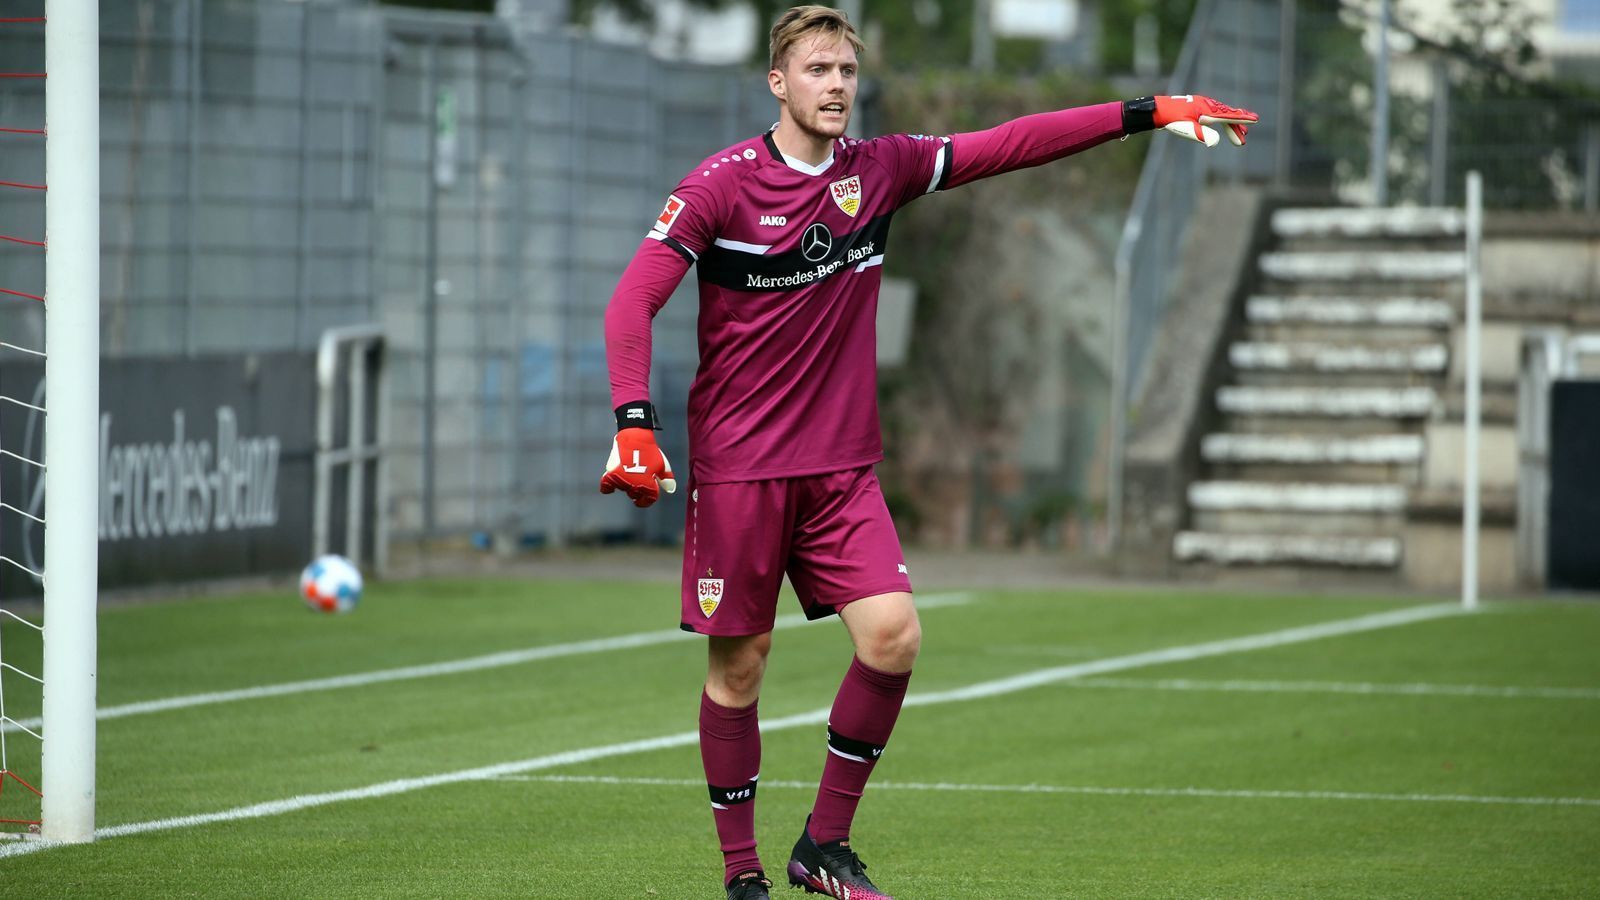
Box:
[39,0,99,844]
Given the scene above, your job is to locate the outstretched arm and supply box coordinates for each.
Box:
[940,95,1258,190]
[943,101,1125,190]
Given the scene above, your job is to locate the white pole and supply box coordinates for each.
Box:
[41,0,100,844]
[1461,171,1482,611]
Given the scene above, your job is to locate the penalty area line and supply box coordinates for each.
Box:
[0,593,976,734]
[0,602,1461,859]
[492,773,1600,809]
[1059,677,1600,701]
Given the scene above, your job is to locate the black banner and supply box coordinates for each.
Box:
[0,353,316,597]
[1548,381,1600,591]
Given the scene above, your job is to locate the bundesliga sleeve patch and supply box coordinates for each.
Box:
[652,194,686,236]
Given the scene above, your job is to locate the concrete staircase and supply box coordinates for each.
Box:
[1174,207,1464,576]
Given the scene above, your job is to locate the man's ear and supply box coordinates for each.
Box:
[768,68,785,100]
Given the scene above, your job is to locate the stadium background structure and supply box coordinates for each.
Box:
[0,0,99,845]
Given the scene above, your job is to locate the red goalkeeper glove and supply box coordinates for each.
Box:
[1123,95,1258,148]
[599,401,677,508]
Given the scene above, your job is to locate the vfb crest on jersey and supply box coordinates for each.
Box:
[829,175,861,217]
[697,577,724,617]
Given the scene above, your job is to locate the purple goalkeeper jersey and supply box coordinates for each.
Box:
[606,103,1125,484]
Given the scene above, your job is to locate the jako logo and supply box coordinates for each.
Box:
[758,214,787,226]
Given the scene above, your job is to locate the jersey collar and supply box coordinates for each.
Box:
[763,129,836,176]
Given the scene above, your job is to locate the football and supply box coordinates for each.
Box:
[300,555,363,614]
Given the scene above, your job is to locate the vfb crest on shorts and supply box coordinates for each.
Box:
[829,175,861,217]
[697,577,724,617]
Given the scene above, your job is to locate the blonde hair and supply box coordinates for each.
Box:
[768,5,865,72]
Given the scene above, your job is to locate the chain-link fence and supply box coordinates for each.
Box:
[372,13,773,548]
[1287,0,1600,210]
[0,0,773,552]
[1107,0,1291,545]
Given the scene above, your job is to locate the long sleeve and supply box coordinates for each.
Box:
[604,238,693,409]
[944,101,1125,190]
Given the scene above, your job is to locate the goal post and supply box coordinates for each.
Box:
[39,0,99,844]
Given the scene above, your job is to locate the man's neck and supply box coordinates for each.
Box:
[771,118,834,167]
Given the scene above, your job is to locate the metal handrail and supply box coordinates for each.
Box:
[1106,0,1218,550]
[313,324,388,574]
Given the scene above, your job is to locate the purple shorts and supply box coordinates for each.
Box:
[680,466,913,636]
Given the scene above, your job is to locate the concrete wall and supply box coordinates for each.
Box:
[1118,186,1274,574]
[1383,213,1595,593]
[1482,215,1600,308]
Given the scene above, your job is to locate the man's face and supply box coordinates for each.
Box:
[772,34,858,141]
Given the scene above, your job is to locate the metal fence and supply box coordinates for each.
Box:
[1287,0,1600,210]
[0,1,381,357]
[1107,0,1291,546]
[0,0,772,550]
[374,17,770,547]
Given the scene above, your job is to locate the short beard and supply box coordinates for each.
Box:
[791,103,848,142]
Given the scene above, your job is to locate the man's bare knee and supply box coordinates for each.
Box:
[841,594,921,673]
[706,632,772,707]
[862,614,920,672]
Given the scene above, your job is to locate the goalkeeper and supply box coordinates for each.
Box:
[601,6,1256,898]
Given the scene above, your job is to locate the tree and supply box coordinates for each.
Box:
[572,1,1055,73]
[380,0,497,12]
[1291,0,1599,208]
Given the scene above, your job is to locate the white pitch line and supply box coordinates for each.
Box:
[1062,677,1600,701]
[0,593,975,734]
[492,774,1600,809]
[898,603,1461,709]
[0,602,1461,859]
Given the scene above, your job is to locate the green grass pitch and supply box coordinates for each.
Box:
[1,576,1598,897]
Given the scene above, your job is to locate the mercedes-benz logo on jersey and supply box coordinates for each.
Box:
[801,223,833,262]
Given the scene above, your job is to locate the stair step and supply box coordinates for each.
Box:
[1272,207,1465,238]
[1174,532,1402,568]
[1201,433,1425,465]
[1217,386,1437,418]
[1189,481,1406,513]
[1260,252,1467,281]
[1246,296,1454,327]
[1190,509,1406,535]
[1230,341,1448,373]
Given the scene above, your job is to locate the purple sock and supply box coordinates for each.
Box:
[809,656,912,844]
[700,691,762,885]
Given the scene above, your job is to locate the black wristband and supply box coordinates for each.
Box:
[1122,96,1157,134]
[614,400,661,431]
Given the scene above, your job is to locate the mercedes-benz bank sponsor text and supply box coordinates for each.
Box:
[99,407,280,541]
[746,241,876,289]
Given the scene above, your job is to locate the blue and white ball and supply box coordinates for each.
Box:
[300,554,363,614]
